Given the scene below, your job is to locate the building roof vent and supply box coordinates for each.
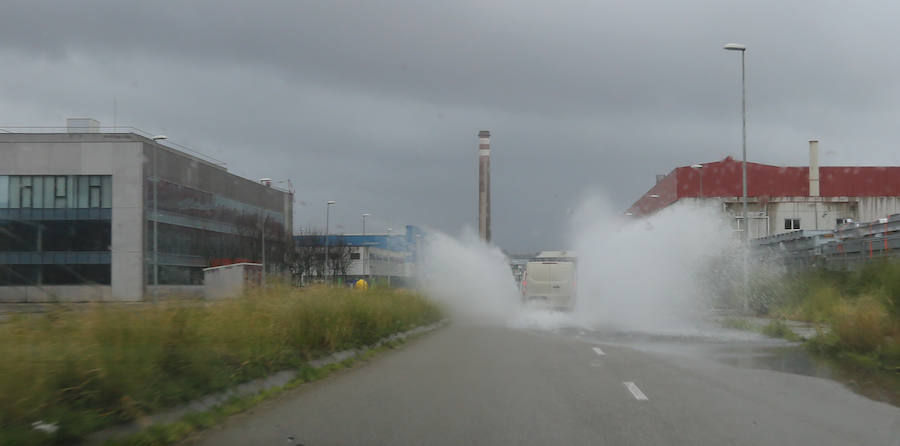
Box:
[259,178,272,187]
[66,118,100,133]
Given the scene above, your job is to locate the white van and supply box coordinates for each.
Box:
[522,253,576,311]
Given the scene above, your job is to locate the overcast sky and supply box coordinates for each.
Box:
[2,0,899,252]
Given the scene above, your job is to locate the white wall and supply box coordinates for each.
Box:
[766,201,855,234]
[0,135,145,301]
[347,246,409,278]
[858,197,900,222]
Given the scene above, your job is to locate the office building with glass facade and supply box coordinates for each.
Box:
[0,130,293,301]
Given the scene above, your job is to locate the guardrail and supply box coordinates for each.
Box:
[754,213,900,270]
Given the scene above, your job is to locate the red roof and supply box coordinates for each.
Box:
[628,157,900,216]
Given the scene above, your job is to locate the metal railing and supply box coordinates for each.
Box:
[755,213,900,270]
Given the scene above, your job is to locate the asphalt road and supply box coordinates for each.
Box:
[195,324,900,446]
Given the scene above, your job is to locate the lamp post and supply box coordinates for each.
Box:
[324,200,335,283]
[151,135,167,302]
[691,164,704,199]
[724,42,749,313]
[724,43,748,240]
[386,227,392,287]
[362,213,369,277]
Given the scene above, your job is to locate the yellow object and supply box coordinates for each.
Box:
[355,279,369,290]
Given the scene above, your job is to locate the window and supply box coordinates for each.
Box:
[836,218,852,226]
[784,218,800,230]
[55,176,67,208]
[89,175,102,208]
[351,253,361,260]
[0,175,112,209]
[20,176,32,208]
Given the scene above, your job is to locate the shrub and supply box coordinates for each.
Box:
[831,296,891,353]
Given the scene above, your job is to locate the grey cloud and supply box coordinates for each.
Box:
[2,1,900,251]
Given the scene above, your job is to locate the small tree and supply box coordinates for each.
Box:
[328,235,353,281]
[292,229,325,285]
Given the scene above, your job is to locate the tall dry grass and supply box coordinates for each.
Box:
[0,285,441,444]
[766,261,900,369]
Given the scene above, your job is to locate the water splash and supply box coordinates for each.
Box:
[569,197,741,335]
[418,229,522,324]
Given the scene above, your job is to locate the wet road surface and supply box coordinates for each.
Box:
[194,323,900,446]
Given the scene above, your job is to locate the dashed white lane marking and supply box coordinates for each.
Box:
[592,347,606,356]
[623,382,649,401]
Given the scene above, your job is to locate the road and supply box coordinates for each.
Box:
[195,324,900,446]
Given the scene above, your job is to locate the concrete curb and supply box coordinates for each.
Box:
[87,318,449,444]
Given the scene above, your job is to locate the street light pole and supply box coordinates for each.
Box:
[260,214,266,285]
[362,213,369,277]
[725,42,749,312]
[386,227,392,288]
[324,200,335,283]
[151,135,167,303]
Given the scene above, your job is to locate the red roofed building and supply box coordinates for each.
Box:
[627,141,900,238]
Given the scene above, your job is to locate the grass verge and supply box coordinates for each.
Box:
[752,260,900,372]
[0,285,441,445]
[104,338,408,446]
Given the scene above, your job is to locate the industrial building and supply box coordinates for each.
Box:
[627,141,900,239]
[293,225,424,286]
[0,120,293,301]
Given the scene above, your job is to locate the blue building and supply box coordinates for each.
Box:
[293,225,424,285]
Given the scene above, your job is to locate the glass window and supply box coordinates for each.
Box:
[42,220,111,251]
[31,175,43,208]
[55,176,66,197]
[0,265,39,286]
[101,176,112,207]
[54,176,66,208]
[8,176,20,209]
[42,264,111,285]
[43,176,55,209]
[66,176,76,208]
[20,177,32,208]
[89,185,101,208]
[0,176,7,208]
[77,176,89,207]
[0,221,39,251]
[784,218,800,230]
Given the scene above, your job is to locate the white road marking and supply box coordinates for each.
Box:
[623,382,649,401]
[592,347,605,356]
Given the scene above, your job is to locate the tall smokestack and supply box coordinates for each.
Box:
[809,140,820,197]
[478,130,491,242]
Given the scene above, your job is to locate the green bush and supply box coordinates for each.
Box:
[761,319,801,342]
[0,286,441,445]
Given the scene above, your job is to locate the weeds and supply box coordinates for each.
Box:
[0,285,441,445]
[761,260,900,372]
[761,320,801,342]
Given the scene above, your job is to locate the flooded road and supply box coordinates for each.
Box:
[545,323,900,408]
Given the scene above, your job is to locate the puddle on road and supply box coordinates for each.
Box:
[546,325,900,408]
